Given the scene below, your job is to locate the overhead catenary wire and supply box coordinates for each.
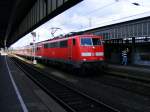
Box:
[14,0,150,47]
[83,1,117,16]
[38,0,150,38]
[91,0,150,25]
[80,0,150,30]
[57,1,119,28]
[54,0,148,30]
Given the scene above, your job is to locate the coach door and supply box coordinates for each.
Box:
[68,39,73,60]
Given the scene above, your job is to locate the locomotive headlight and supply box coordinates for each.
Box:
[81,52,91,56]
[96,52,104,56]
[83,58,87,61]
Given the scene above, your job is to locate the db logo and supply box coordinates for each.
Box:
[91,53,95,56]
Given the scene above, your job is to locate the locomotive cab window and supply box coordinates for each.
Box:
[81,38,101,46]
[92,38,101,45]
[81,38,92,46]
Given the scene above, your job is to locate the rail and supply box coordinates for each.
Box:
[10,57,119,112]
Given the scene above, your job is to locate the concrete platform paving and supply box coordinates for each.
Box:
[0,55,67,112]
[0,55,23,112]
[106,64,150,81]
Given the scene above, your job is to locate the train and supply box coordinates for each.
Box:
[13,33,105,73]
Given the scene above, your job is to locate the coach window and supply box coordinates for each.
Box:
[73,39,76,45]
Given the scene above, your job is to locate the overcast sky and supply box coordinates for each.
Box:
[11,0,150,48]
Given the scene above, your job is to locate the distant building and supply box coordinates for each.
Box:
[81,13,150,66]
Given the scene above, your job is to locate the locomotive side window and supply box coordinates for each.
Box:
[81,38,92,46]
[48,43,51,48]
[73,39,76,45]
[92,38,101,45]
[60,40,68,48]
[44,43,48,48]
[51,43,54,48]
[46,42,59,48]
[51,43,55,48]
[54,42,59,48]
[44,40,68,48]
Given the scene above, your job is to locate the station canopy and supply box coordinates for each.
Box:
[0,0,82,48]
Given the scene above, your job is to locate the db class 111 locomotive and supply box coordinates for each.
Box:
[13,33,105,71]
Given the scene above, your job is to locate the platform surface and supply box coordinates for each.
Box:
[0,56,23,112]
[0,55,67,112]
[106,63,150,80]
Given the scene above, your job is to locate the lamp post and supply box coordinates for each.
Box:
[31,32,37,64]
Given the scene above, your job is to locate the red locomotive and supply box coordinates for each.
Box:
[14,33,104,72]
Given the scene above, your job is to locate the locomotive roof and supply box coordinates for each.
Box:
[36,33,98,44]
[19,33,101,49]
[36,32,82,44]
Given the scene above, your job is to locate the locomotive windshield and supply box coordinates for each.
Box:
[81,38,92,46]
[92,38,101,45]
[81,38,101,46]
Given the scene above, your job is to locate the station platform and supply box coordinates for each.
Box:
[106,63,150,81]
[0,55,66,112]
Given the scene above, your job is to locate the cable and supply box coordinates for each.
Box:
[54,1,119,27]
[94,10,150,27]
[91,0,150,26]
[126,0,150,8]
[83,1,117,16]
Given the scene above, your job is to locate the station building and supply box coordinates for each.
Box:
[82,13,150,66]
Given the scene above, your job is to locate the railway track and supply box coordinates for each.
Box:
[94,72,150,97]
[10,57,119,112]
